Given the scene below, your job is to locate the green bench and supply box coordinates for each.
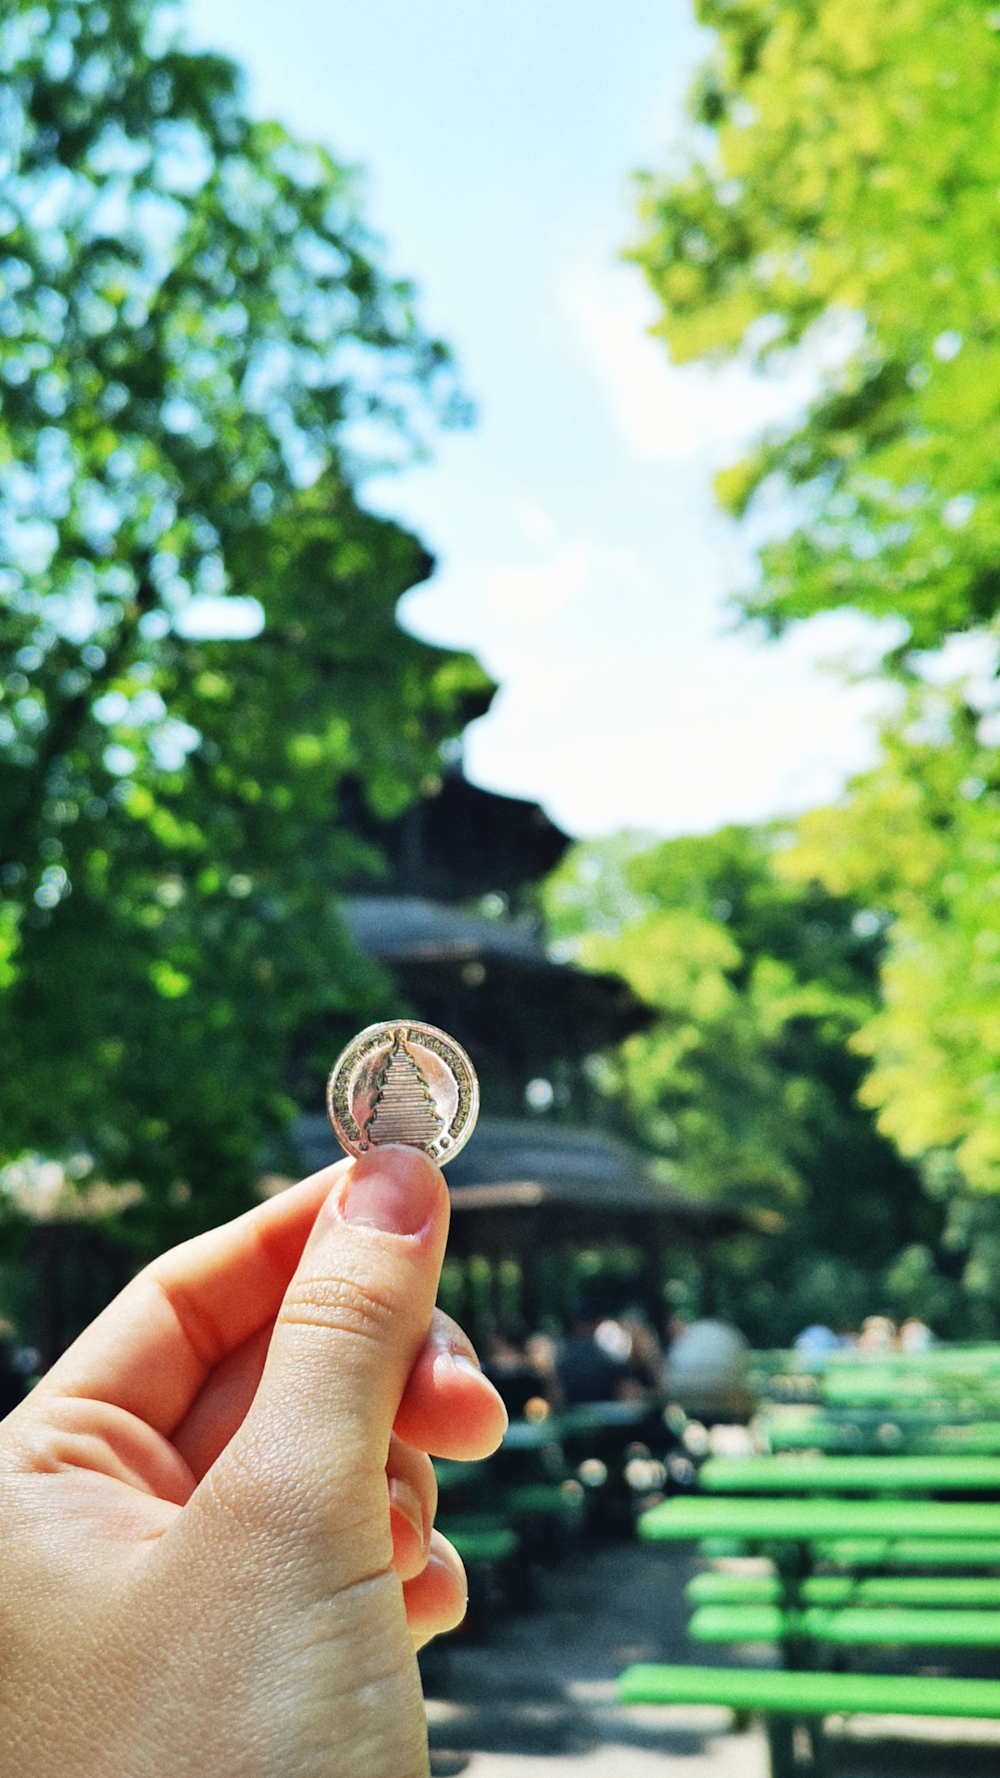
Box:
[618,1665,1000,1777]
[751,1345,1000,1457]
[619,1664,1000,1716]
[621,1485,1000,1774]
[689,1602,1000,1646]
[684,1500,1000,1647]
[434,1517,521,1565]
[814,1536,1000,1566]
[433,1442,586,1593]
[699,1453,1000,1494]
[638,1493,1000,1542]
[688,1570,1000,1605]
[761,1407,1000,1454]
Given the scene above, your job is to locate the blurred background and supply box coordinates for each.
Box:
[3,2,1000,1771]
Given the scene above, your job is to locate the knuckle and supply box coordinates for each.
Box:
[278,1274,397,1346]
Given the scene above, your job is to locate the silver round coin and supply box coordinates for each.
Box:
[326,1020,479,1165]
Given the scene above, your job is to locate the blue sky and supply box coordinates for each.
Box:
[184,0,891,838]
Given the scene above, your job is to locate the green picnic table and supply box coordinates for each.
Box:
[631,1348,1000,1775]
[818,1367,1000,1407]
[822,1346,1000,1371]
[619,1664,1000,1718]
[753,1345,1000,1381]
[637,1492,1000,1658]
[638,1494,1000,1543]
[625,1490,1000,1776]
[558,1399,652,1438]
[498,1419,554,1451]
[688,1571,1000,1605]
[761,1408,1000,1454]
[499,1399,650,1449]
[699,1454,1000,1494]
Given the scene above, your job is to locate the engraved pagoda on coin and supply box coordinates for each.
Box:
[364,1032,445,1148]
[327,1020,479,1165]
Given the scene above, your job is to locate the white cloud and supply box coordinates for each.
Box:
[460,594,898,838]
[565,264,859,467]
[516,502,558,546]
[485,543,594,623]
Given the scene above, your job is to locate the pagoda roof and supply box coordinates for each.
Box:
[340,897,653,1064]
[343,896,548,967]
[338,768,569,902]
[446,1117,737,1229]
[292,1113,738,1233]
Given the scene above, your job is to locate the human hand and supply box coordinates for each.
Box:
[0,1145,507,1777]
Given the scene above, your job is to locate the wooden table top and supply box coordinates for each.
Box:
[638,1493,1000,1543]
[699,1454,1000,1494]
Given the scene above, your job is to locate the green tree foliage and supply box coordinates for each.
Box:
[631,0,1000,649]
[785,684,1000,1190]
[632,0,1000,1273]
[544,828,941,1343]
[780,678,1000,1330]
[0,0,493,1256]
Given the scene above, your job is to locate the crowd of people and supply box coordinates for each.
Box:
[481,1305,939,1432]
[481,1305,761,1427]
[481,1304,669,1421]
[794,1314,934,1360]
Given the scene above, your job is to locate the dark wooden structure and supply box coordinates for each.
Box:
[340,767,570,904]
[296,766,747,1337]
[342,894,652,1118]
[295,1112,740,1339]
[334,766,655,1120]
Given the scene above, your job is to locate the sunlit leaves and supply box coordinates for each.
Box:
[545,824,886,1203]
[633,0,1000,648]
[781,683,1000,1193]
[543,824,931,1342]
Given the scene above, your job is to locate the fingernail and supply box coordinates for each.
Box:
[433,1349,510,1429]
[427,1540,469,1608]
[342,1145,442,1236]
[450,1353,485,1382]
[389,1475,427,1546]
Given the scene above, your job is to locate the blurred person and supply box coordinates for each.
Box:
[793,1323,841,1362]
[899,1315,934,1353]
[522,1330,560,1416]
[482,1328,544,1421]
[620,1309,666,1395]
[525,1329,559,1387]
[858,1314,897,1352]
[555,1301,631,1405]
[665,1318,754,1421]
[595,1315,656,1404]
[594,1316,632,1362]
[0,1146,508,1777]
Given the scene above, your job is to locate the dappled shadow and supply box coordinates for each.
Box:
[834,1744,1000,1778]
[423,1541,750,1765]
[422,1541,1000,1775]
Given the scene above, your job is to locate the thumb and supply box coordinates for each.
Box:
[206,1144,449,1593]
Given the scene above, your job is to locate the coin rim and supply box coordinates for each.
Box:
[326,1019,480,1165]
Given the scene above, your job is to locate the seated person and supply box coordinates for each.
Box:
[483,1327,548,1420]
[556,1302,631,1405]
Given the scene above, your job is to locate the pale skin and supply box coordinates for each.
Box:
[0,1144,508,1777]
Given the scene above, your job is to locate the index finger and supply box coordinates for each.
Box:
[33,1161,350,1435]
